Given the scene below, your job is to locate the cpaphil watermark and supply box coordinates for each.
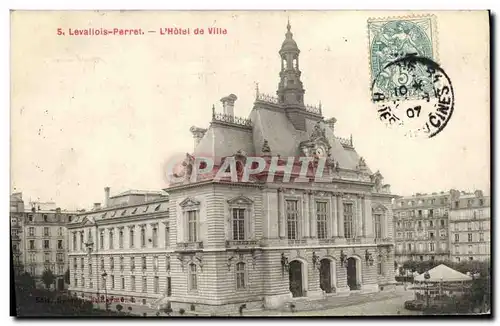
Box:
[162,152,343,186]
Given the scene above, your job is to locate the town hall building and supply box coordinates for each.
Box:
[67,22,396,315]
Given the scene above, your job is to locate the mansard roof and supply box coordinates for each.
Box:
[192,103,373,174]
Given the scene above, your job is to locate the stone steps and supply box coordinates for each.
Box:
[283,291,399,312]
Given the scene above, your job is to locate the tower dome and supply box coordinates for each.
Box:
[280,20,299,53]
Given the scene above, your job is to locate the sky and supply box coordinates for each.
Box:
[10,11,490,210]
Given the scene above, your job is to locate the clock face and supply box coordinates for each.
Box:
[315,146,326,157]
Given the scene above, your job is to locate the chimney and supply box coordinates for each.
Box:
[93,203,101,210]
[190,126,208,150]
[104,187,110,207]
[220,94,237,116]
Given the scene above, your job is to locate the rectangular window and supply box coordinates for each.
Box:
[110,257,114,270]
[120,257,124,271]
[343,203,354,239]
[429,232,434,239]
[100,230,104,249]
[377,260,383,275]
[43,227,49,236]
[119,229,124,248]
[152,227,158,247]
[129,228,135,248]
[429,209,434,217]
[468,233,473,242]
[131,276,136,291]
[81,257,84,269]
[286,200,299,240]
[189,264,198,291]
[418,210,422,217]
[44,240,50,249]
[167,277,172,297]
[142,276,147,293]
[121,277,125,290]
[142,257,147,271]
[57,240,63,249]
[165,225,170,248]
[236,262,246,289]
[468,245,473,254]
[316,202,328,239]
[100,258,105,271]
[29,227,35,236]
[153,256,158,271]
[429,243,435,252]
[188,211,198,242]
[374,214,382,239]
[166,255,170,272]
[109,229,114,249]
[141,227,146,247]
[455,245,460,254]
[89,263,92,275]
[131,257,135,271]
[154,276,159,294]
[480,233,484,241]
[44,252,50,262]
[29,240,35,250]
[111,275,115,289]
[232,208,246,241]
[455,234,459,242]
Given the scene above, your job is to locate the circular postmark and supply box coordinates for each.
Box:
[371,55,454,138]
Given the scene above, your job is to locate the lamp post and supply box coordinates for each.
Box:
[102,272,108,311]
[424,271,430,310]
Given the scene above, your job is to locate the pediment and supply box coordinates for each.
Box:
[372,203,388,212]
[179,197,201,208]
[227,195,253,205]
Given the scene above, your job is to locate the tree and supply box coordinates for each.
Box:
[64,269,70,284]
[116,304,123,313]
[42,269,56,290]
[16,272,35,291]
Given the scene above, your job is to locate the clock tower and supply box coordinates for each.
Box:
[276,20,305,107]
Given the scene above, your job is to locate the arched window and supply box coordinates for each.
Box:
[189,263,198,291]
[236,262,246,289]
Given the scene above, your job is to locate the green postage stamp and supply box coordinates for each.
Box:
[368,15,438,99]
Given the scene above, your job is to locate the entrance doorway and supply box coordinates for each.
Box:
[319,259,332,293]
[288,260,303,297]
[347,257,359,290]
[57,278,64,291]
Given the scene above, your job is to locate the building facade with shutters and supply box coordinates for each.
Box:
[448,190,490,262]
[67,22,396,314]
[10,192,75,290]
[392,192,451,264]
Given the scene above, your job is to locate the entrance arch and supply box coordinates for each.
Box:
[346,256,362,290]
[288,260,307,297]
[319,258,336,293]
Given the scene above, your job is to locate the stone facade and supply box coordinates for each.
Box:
[448,190,490,262]
[392,192,451,264]
[67,22,396,315]
[11,193,75,289]
[67,189,170,306]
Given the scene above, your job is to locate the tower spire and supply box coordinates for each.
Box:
[277,19,305,106]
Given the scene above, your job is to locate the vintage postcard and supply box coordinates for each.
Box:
[10,10,491,317]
